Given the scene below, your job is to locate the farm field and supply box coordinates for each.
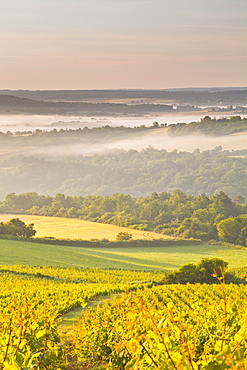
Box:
[0,238,246,270]
[0,214,167,240]
[74,284,247,369]
[0,265,247,369]
[0,265,138,370]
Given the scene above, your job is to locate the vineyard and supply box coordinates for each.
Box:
[74,285,247,369]
[0,265,158,370]
[0,265,247,369]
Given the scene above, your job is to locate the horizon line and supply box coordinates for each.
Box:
[1,87,247,92]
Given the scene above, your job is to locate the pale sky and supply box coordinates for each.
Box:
[1,0,247,89]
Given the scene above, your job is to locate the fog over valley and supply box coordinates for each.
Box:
[1,111,246,134]
[0,90,246,200]
[0,113,247,157]
[0,114,246,200]
[7,129,247,158]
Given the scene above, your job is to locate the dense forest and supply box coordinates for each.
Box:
[1,190,246,245]
[0,146,246,199]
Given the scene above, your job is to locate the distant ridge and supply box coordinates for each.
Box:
[0,94,173,115]
[1,89,246,106]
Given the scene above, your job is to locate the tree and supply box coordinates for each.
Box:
[234,195,246,204]
[139,200,160,221]
[174,264,202,284]
[216,218,242,244]
[165,258,229,284]
[201,116,212,123]
[192,208,215,223]
[212,191,236,217]
[116,232,132,241]
[152,121,159,127]
[197,258,228,283]
[5,218,36,238]
[238,227,247,247]
[24,223,36,238]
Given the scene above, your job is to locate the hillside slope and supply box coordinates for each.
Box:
[0,214,167,240]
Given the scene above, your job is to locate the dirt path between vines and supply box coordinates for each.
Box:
[58,293,121,337]
[58,294,121,370]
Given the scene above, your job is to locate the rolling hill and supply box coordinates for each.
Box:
[0,214,167,241]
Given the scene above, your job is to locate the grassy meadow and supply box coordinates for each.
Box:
[0,214,167,241]
[0,238,246,270]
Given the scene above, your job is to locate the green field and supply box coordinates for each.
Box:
[0,238,246,270]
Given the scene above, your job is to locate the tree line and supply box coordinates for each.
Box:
[1,116,246,138]
[1,190,246,246]
[168,115,247,136]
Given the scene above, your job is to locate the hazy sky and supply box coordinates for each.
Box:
[1,0,247,89]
